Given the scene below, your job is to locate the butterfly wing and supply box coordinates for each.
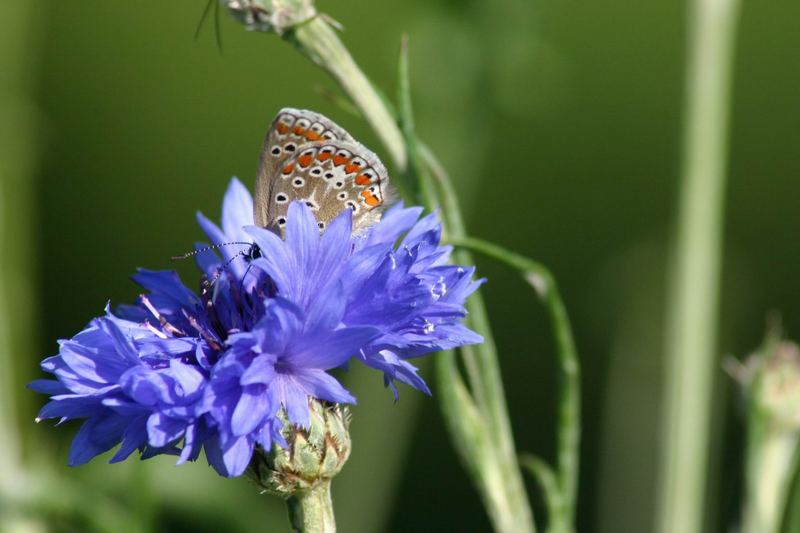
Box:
[254,108,355,226]
[260,139,390,234]
[254,108,390,233]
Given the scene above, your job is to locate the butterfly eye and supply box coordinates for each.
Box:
[271,146,282,156]
[293,178,305,188]
[284,143,296,152]
[275,193,289,204]
[337,192,348,200]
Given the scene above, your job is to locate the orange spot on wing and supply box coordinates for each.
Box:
[282,163,295,174]
[276,123,289,134]
[293,126,306,135]
[305,131,321,141]
[333,155,350,167]
[298,154,313,167]
[355,174,371,185]
[344,162,362,174]
[317,152,332,162]
[360,190,382,207]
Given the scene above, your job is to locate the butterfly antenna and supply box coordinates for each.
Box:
[202,249,250,292]
[172,241,253,261]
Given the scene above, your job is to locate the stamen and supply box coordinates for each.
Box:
[182,309,222,352]
[143,320,169,339]
[140,294,185,336]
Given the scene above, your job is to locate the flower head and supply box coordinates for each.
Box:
[31,178,484,476]
[29,301,209,468]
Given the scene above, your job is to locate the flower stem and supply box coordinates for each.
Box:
[742,423,800,533]
[286,16,407,170]
[0,0,39,502]
[288,12,535,533]
[419,144,535,533]
[287,481,337,533]
[656,0,742,531]
[451,236,580,532]
[225,4,537,531]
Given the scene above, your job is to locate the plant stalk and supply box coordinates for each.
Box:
[656,0,742,531]
[742,422,800,533]
[422,147,535,533]
[451,236,580,532]
[0,0,40,499]
[226,4,537,530]
[287,481,337,533]
[286,12,535,533]
[286,17,406,171]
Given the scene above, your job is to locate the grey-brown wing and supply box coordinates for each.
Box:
[254,108,355,226]
[261,139,390,235]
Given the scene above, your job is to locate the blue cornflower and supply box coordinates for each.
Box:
[245,192,484,398]
[31,177,484,477]
[29,297,209,467]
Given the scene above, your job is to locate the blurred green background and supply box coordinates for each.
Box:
[2,0,799,531]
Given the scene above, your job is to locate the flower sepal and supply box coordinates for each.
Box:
[248,399,351,496]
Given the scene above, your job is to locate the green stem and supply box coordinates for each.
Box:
[285,16,406,171]
[228,4,536,531]
[0,0,39,504]
[289,13,534,533]
[396,35,438,209]
[287,481,337,533]
[656,0,742,531]
[520,454,567,533]
[421,146,535,533]
[742,422,800,533]
[451,236,580,531]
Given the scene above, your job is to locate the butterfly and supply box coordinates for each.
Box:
[253,108,391,235]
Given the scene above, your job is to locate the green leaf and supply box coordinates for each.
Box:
[396,34,438,208]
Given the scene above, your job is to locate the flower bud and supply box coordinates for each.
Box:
[222,0,317,34]
[734,331,800,533]
[248,399,351,496]
[735,337,800,432]
[754,341,800,430]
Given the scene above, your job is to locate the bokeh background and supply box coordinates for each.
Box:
[2,0,799,531]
